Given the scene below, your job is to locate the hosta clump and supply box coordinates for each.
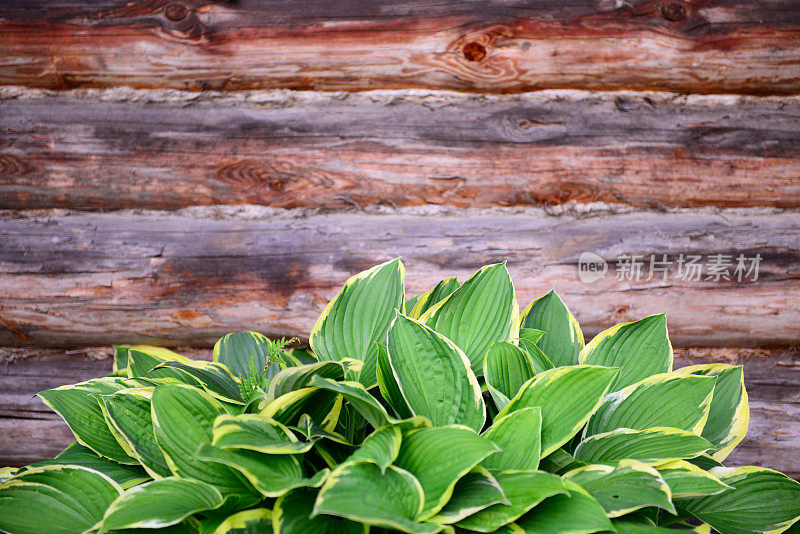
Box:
[1,259,799,534]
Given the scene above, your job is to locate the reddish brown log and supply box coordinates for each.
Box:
[0,208,798,348]
[0,1,799,94]
[1,90,800,210]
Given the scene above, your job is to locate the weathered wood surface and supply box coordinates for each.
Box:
[1,1,799,94]
[1,208,798,348]
[2,89,800,210]
[1,347,797,476]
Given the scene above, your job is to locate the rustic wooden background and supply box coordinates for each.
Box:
[0,0,798,476]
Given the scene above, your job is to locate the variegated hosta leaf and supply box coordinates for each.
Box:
[155,360,244,404]
[431,467,508,524]
[113,345,132,374]
[394,426,500,520]
[678,466,800,534]
[387,313,485,432]
[579,314,673,392]
[483,342,535,411]
[676,364,749,462]
[0,465,122,534]
[127,346,196,382]
[310,258,406,388]
[481,407,542,473]
[151,384,260,508]
[268,361,347,400]
[509,479,614,534]
[455,471,566,532]
[376,342,413,419]
[196,444,328,498]
[564,459,676,517]
[28,441,149,490]
[574,427,714,466]
[99,477,223,533]
[585,372,717,437]
[516,328,555,374]
[519,290,584,367]
[37,377,140,464]
[212,413,312,454]
[420,262,517,375]
[496,365,618,457]
[314,461,440,534]
[0,467,18,484]
[408,277,461,319]
[538,448,587,475]
[260,387,342,431]
[207,508,273,533]
[310,376,396,430]
[656,460,732,498]
[274,487,365,534]
[213,331,274,378]
[100,387,172,478]
[345,425,402,473]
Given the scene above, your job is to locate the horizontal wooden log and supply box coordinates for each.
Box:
[1,347,797,476]
[0,208,798,348]
[0,1,799,94]
[2,89,800,210]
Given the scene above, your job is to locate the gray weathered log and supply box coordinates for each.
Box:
[2,89,800,210]
[0,207,798,348]
[1,347,797,477]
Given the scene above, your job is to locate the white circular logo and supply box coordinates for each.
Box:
[578,252,608,284]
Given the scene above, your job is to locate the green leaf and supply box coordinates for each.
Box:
[0,467,18,484]
[678,466,800,534]
[455,471,566,532]
[585,372,716,437]
[394,426,499,520]
[310,376,395,430]
[100,387,172,478]
[293,413,352,446]
[213,331,273,379]
[100,477,223,532]
[496,365,618,457]
[0,465,122,534]
[579,314,673,392]
[346,425,402,473]
[516,328,554,374]
[260,387,342,430]
[481,407,542,473]
[420,262,517,375]
[113,345,131,374]
[156,360,245,404]
[564,459,675,517]
[127,346,197,382]
[310,258,406,388]
[206,508,273,534]
[28,442,150,489]
[483,342,535,411]
[212,413,312,454]
[274,487,365,534]
[268,361,347,400]
[376,342,413,419]
[656,460,731,498]
[37,377,139,464]
[519,290,584,367]
[676,364,749,462]
[196,444,327,498]
[538,448,587,475]
[151,384,259,507]
[314,461,440,534]
[408,277,461,319]
[573,427,714,466]
[431,467,508,524]
[511,479,614,534]
[387,313,485,431]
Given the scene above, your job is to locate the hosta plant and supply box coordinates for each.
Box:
[1,259,799,534]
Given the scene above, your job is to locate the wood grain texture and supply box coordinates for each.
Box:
[0,0,799,94]
[0,207,798,348]
[1,347,797,475]
[2,89,800,210]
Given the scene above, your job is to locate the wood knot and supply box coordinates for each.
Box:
[462,42,487,62]
[659,2,687,22]
[164,2,188,21]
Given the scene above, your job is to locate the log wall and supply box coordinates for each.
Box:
[0,0,798,472]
